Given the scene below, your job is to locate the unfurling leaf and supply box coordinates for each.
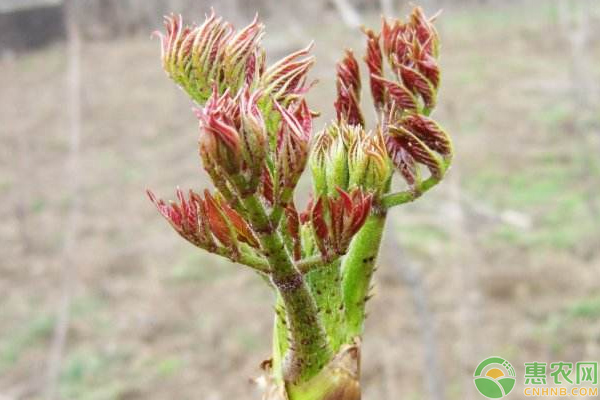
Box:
[273,100,313,199]
[363,28,385,111]
[147,188,259,255]
[195,86,268,193]
[305,188,373,260]
[261,44,315,106]
[334,50,364,126]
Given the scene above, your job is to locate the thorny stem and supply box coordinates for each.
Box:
[296,254,339,274]
[381,157,451,210]
[342,173,446,338]
[341,212,387,339]
[381,175,440,209]
[241,194,331,383]
[269,186,294,225]
[272,297,288,384]
[306,258,347,351]
[218,246,270,273]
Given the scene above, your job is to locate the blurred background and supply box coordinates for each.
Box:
[1,0,599,399]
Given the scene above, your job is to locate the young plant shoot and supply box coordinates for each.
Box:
[148,7,453,400]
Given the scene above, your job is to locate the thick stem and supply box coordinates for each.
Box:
[296,255,341,274]
[305,259,346,352]
[341,212,387,338]
[272,300,288,385]
[243,195,331,382]
[264,340,362,400]
[286,340,361,400]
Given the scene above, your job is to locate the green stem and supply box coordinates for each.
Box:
[381,175,440,209]
[242,195,331,382]
[341,212,387,339]
[296,255,337,274]
[269,186,294,226]
[272,297,288,385]
[234,249,270,273]
[305,259,346,352]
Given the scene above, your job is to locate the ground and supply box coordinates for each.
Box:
[1,2,599,399]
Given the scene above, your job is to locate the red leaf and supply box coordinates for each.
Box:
[336,50,361,98]
[311,197,328,240]
[388,126,443,179]
[334,50,363,125]
[363,28,385,109]
[386,137,419,186]
[416,54,440,89]
[336,187,354,213]
[400,65,436,109]
[335,83,364,126]
[371,75,417,112]
[217,198,259,248]
[401,114,451,156]
[260,167,274,205]
[262,43,315,103]
[204,190,233,247]
[285,204,302,261]
[311,197,329,257]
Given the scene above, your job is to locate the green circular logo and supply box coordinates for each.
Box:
[473,357,516,399]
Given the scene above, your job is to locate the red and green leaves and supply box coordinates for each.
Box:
[284,204,302,261]
[147,188,259,254]
[148,188,204,245]
[195,86,267,193]
[348,128,392,194]
[363,28,385,111]
[304,188,373,260]
[310,121,392,198]
[401,114,452,157]
[222,15,265,89]
[155,11,237,103]
[364,7,441,114]
[253,98,313,208]
[385,114,452,188]
[353,7,452,191]
[147,8,455,390]
[309,122,357,197]
[261,44,315,106]
[334,50,364,126]
[272,99,313,198]
[155,12,318,205]
[196,88,242,175]
[370,74,418,113]
[155,12,314,107]
[399,65,436,110]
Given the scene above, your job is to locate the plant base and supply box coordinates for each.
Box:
[255,339,361,400]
